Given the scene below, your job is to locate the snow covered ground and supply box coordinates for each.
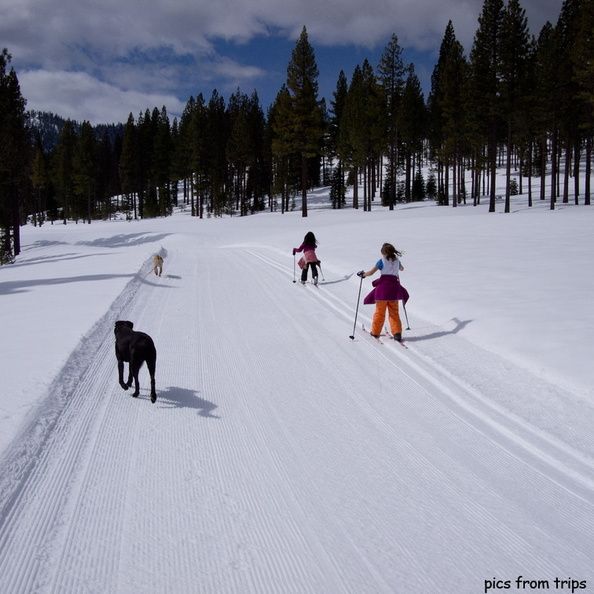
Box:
[0,188,593,594]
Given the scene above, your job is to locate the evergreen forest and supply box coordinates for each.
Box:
[1,0,593,265]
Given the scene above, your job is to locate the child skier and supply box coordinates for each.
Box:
[293,232,320,285]
[357,243,409,341]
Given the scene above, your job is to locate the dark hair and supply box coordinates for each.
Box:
[303,231,317,247]
[381,243,403,261]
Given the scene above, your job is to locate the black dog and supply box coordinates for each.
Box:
[114,320,157,403]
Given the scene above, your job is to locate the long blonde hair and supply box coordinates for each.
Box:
[381,243,403,261]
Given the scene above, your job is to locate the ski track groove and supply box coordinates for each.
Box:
[198,251,349,593]
[244,247,594,576]
[247,251,400,588]
[0,338,116,592]
[0,260,162,593]
[0,244,593,592]
[237,254,421,590]
[249,249,594,504]
[225,251,534,584]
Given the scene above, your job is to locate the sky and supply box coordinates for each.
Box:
[1,0,563,125]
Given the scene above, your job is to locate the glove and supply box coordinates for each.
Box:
[292,249,296,255]
[357,270,365,278]
[316,260,321,265]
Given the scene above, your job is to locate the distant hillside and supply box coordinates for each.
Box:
[27,111,124,152]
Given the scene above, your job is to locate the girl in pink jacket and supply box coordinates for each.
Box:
[293,232,320,285]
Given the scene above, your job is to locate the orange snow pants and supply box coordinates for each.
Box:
[371,300,402,336]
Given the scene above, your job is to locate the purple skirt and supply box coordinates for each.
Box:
[364,275,409,305]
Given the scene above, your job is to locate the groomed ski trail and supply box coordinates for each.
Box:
[0,238,592,593]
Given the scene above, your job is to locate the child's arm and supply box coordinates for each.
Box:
[361,265,379,278]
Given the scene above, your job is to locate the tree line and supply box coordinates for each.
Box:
[1,0,593,264]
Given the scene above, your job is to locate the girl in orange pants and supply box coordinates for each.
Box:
[371,300,402,338]
[359,243,408,341]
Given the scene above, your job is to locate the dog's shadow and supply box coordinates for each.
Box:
[156,386,220,418]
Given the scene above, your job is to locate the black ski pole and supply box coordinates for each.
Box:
[349,273,364,339]
[292,253,296,283]
[403,302,410,330]
[318,262,325,281]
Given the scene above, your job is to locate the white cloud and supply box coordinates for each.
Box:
[3,0,561,64]
[18,70,186,125]
[3,0,562,123]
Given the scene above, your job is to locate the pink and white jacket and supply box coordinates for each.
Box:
[294,243,318,264]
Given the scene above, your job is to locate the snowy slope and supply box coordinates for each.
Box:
[0,195,593,593]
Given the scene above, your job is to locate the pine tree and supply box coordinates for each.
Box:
[469,0,505,212]
[30,145,48,226]
[573,0,594,120]
[120,113,139,219]
[572,0,594,204]
[286,26,325,217]
[140,108,159,217]
[51,119,77,223]
[339,64,366,209]
[556,0,588,205]
[428,21,459,206]
[360,60,384,211]
[0,49,29,262]
[133,110,151,218]
[244,91,268,213]
[152,106,172,216]
[97,130,120,219]
[426,172,438,201]
[441,39,470,207]
[205,90,230,216]
[188,94,208,217]
[533,23,559,205]
[399,67,427,202]
[428,22,457,149]
[227,90,251,215]
[172,97,195,213]
[270,85,298,213]
[500,0,531,212]
[412,168,426,201]
[377,34,407,210]
[329,71,348,208]
[339,61,384,210]
[72,120,99,223]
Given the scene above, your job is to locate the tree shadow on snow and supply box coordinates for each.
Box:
[404,317,473,342]
[10,251,113,268]
[0,273,136,296]
[157,386,220,418]
[77,232,172,248]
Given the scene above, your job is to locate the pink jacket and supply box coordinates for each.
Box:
[294,243,318,263]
